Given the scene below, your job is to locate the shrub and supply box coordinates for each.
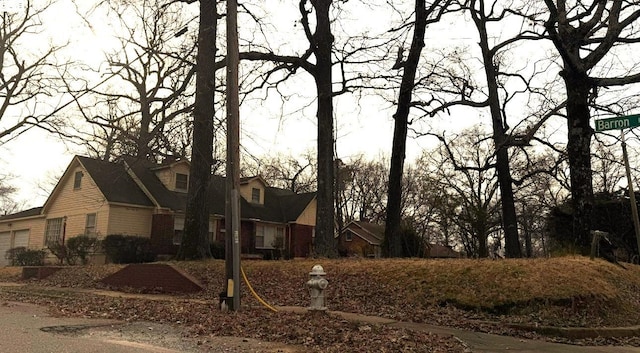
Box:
[46,241,67,265]
[67,235,100,265]
[210,241,225,259]
[102,234,156,264]
[5,247,46,266]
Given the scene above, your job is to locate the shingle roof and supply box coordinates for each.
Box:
[77,156,154,207]
[343,221,384,245]
[82,156,315,223]
[0,207,43,220]
[122,157,186,210]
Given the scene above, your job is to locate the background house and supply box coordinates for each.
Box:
[337,220,463,259]
[338,221,384,258]
[0,155,317,264]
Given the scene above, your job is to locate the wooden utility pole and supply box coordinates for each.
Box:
[225,0,241,311]
[620,131,640,258]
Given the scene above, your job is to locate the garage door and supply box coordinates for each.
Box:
[13,229,29,248]
[0,231,10,267]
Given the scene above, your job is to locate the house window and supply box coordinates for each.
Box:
[73,171,83,189]
[173,216,185,245]
[251,187,260,203]
[85,213,97,236]
[209,219,217,243]
[255,224,265,248]
[175,173,188,191]
[346,231,352,242]
[256,224,281,249]
[45,217,64,245]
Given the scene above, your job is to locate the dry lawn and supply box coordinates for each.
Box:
[7,256,640,329]
[3,256,640,351]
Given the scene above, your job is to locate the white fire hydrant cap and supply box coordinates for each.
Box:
[309,264,326,276]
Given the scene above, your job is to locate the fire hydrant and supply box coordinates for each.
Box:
[307,264,328,311]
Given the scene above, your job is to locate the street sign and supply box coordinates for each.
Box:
[595,114,640,132]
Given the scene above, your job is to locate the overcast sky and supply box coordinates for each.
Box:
[7,0,633,210]
[0,0,448,209]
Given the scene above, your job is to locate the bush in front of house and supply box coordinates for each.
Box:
[5,247,47,266]
[210,241,225,259]
[66,235,101,265]
[47,241,68,265]
[102,234,156,264]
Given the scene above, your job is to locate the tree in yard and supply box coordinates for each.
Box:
[511,150,568,257]
[383,0,453,257]
[176,0,217,260]
[233,0,387,257]
[420,127,503,257]
[0,1,69,144]
[300,0,337,257]
[335,155,389,226]
[543,0,640,246]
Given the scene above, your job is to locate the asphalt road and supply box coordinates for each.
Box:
[0,301,302,353]
[0,301,191,353]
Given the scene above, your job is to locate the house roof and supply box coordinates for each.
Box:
[342,220,384,245]
[428,244,462,258]
[0,207,43,220]
[77,156,155,207]
[83,156,314,223]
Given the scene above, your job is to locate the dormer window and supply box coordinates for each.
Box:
[175,173,189,191]
[73,171,83,189]
[251,187,260,203]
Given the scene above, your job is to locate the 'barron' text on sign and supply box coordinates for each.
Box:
[595,114,640,132]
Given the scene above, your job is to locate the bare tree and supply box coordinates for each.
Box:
[543,0,640,246]
[0,1,69,144]
[336,155,388,225]
[243,151,317,193]
[64,0,197,162]
[383,0,452,257]
[177,0,217,260]
[0,174,20,215]
[421,127,503,257]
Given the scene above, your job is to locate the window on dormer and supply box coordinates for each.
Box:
[73,171,83,189]
[251,187,261,203]
[175,173,188,191]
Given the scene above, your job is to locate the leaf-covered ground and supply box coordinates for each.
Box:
[2,256,640,350]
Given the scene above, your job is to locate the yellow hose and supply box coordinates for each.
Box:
[241,266,278,312]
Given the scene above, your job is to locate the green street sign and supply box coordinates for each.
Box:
[595,114,640,132]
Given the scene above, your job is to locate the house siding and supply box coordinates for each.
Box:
[45,165,111,241]
[240,178,265,204]
[0,217,46,249]
[338,231,380,257]
[295,199,317,226]
[106,205,154,237]
[155,162,190,192]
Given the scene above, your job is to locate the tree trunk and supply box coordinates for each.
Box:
[310,0,337,257]
[384,0,427,258]
[563,72,594,247]
[478,231,488,258]
[138,94,153,160]
[176,0,216,260]
[476,11,521,258]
